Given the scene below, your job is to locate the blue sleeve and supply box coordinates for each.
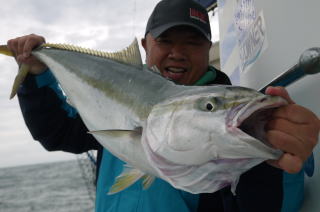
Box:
[17,69,100,153]
[35,69,77,117]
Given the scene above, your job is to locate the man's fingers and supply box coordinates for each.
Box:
[265,86,295,104]
[271,104,317,124]
[7,38,18,56]
[265,86,320,174]
[7,34,47,68]
[23,34,46,58]
[268,154,303,174]
[23,38,33,58]
[267,117,318,146]
[267,130,311,162]
[17,36,26,57]
[7,34,45,59]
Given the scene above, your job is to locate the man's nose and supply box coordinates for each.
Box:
[168,44,187,61]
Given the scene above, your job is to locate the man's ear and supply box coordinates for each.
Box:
[141,38,147,51]
[141,37,148,63]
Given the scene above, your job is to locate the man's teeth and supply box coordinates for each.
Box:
[167,67,186,73]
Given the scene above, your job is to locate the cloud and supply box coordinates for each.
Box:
[0,0,160,168]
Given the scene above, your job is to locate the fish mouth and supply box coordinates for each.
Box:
[227,96,288,144]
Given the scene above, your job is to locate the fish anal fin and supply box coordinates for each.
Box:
[141,175,155,190]
[108,166,144,195]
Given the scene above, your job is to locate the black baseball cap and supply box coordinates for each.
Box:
[145,0,211,41]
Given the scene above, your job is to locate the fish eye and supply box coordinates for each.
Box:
[206,102,214,111]
[198,98,220,112]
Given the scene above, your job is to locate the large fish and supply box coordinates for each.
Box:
[0,39,287,194]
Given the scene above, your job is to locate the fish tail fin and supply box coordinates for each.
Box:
[0,45,29,99]
[10,64,29,99]
[0,45,14,56]
[108,165,145,195]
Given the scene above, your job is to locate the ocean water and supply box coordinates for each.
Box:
[0,160,95,212]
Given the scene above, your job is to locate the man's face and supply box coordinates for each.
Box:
[142,26,211,85]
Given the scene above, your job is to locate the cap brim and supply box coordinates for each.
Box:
[149,22,211,41]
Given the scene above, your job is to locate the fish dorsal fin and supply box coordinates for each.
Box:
[108,165,145,194]
[42,38,143,69]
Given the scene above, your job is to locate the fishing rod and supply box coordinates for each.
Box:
[259,47,320,93]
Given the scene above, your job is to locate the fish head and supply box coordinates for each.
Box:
[144,85,288,165]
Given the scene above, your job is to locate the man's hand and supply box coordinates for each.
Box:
[7,34,48,74]
[265,86,320,173]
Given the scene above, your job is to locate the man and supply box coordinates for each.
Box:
[7,0,320,211]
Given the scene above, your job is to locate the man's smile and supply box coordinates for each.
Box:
[164,66,187,81]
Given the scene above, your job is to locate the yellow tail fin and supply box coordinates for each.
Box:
[0,45,14,56]
[0,45,29,99]
[10,64,29,99]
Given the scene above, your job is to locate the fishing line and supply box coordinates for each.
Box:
[132,0,137,37]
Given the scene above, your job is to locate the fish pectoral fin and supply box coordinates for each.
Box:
[88,128,142,142]
[141,175,155,190]
[150,65,161,74]
[108,166,145,194]
[42,38,143,69]
[10,64,29,99]
[88,129,142,150]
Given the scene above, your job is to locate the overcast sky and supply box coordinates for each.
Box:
[0,0,219,168]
